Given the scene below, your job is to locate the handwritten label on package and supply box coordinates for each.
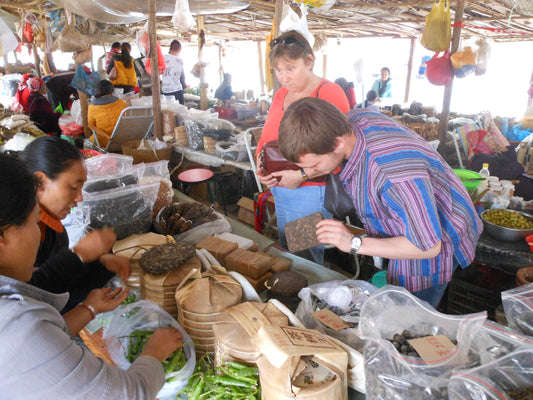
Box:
[408,335,457,362]
[311,309,351,331]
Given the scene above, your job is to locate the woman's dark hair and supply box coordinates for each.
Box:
[0,154,38,233]
[121,42,133,69]
[96,80,115,98]
[381,67,391,77]
[20,136,83,181]
[268,30,314,67]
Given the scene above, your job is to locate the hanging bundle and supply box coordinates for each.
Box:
[450,46,477,78]
[420,0,451,52]
[425,51,453,86]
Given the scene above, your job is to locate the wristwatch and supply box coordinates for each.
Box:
[350,235,362,255]
[300,168,309,181]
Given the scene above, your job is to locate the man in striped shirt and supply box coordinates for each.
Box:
[278,97,482,308]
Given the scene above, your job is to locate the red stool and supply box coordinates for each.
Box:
[178,168,230,214]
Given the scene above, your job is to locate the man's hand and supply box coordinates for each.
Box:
[316,218,354,253]
[100,254,131,282]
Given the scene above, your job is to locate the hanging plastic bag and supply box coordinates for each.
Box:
[451,46,477,78]
[103,300,196,399]
[279,3,314,48]
[144,43,166,76]
[55,24,88,52]
[474,36,491,76]
[72,47,93,65]
[502,283,533,337]
[294,0,335,11]
[171,0,196,31]
[359,286,486,400]
[420,0,451,52]
[425,51,453,86]
[71,64,99,96]
[0,16,19,56]
[136,21,150,58]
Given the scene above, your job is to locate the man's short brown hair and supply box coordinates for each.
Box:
[170,40,181,52]
[279,97,351,162]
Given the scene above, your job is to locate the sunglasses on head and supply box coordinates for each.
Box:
[269,36,309,52]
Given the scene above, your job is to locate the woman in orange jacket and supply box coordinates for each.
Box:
[88,80,127,148]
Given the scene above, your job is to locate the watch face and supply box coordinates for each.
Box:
[350,236,361,254]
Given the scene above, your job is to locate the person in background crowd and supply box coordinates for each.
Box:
[88,79,128,149]
[361,89,380,112]
[11,73,33,113]
[21,136,131,313]
[215,73,234,102]
[255,30,350,265]
[334,77,357,109]
[105,42,121,70]
[278,97,482,308]
[162,39,186,104]
[27,77,61,136]
[0,153,183,399]
[107,42,137,94]
[527,68,533,108]
[371,67,392,101]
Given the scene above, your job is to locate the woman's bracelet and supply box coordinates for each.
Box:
[77,302,96,320]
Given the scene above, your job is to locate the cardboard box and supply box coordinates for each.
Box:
[237,197,255,226]
[237,195,275,227]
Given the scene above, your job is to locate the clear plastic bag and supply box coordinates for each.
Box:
[502,284,533,337]
[184,119,204,150]
[295,279,377,352]
[79,182,159,240]
[83,164,145,195]
[139,160,173,218]
[103,300,196,399]
[359,286,486,400]
[448,348,533,400]
[171,0,196,31]
[84,154,134,179]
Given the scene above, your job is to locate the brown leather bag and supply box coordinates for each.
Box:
[259,140,325,183]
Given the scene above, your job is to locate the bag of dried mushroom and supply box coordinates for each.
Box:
[359,286,486,400]
[139,160,173,218]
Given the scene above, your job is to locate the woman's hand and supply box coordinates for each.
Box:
[84,286,130,315]
[99,254,131,282]
[316,218,354,253]
[73,228,117,263]
[274,169,305,189]
[256,168,280,188]
[141,328,183,363]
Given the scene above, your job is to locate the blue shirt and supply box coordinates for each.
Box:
[339,109,482,291]
[371,79,392,98]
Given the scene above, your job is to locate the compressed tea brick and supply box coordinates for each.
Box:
[139,242,196,275]
[285,212,323,253]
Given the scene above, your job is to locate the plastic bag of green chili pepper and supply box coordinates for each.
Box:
[103,300,196,399]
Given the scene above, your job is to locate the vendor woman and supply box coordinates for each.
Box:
[21,136,131,313]
[0,153,183,398]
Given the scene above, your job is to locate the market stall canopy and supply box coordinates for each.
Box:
[0,0,532,44]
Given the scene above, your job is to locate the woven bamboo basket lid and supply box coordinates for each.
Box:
[203,136,217,154]
[174,126,188,146]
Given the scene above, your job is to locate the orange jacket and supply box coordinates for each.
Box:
[88,97,128,147]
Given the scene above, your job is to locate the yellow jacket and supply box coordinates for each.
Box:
[88,97,128,147]
[111,59,137,88]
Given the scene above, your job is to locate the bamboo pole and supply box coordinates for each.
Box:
[78,90,91,139]
[149,0,162,140]
[438,0,465,143]
[404,37,415,103]
[272,0,283,94]
[198,16,208,111]
[257,41,265,95]
[31,43,41,78]
[322,53,327,79]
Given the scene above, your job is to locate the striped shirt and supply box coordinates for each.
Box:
[340,109,482,292]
